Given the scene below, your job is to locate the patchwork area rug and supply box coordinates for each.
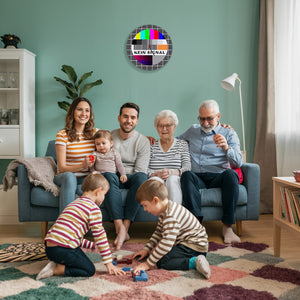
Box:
[0,241,300,299]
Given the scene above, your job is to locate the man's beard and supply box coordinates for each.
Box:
[120,123,135,133]
[201,123,217,134]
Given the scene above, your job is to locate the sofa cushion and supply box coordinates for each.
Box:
[31,187,59,208]
[199,185,247,207]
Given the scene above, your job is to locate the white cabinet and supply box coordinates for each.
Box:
[0,49,35,158]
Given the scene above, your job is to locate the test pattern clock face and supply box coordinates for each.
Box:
[126,25,173,71]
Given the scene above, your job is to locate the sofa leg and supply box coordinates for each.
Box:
[236,220,242,236]
[41,222,48,240]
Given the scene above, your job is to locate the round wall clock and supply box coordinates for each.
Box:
[126,25,173,71]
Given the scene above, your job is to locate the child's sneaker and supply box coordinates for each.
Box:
[36,261,56,280]
[195,255,211,279]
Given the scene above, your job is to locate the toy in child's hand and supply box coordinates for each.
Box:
[132,269,148,282]
[88,155,95,163]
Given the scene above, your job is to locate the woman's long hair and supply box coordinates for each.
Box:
[65,97,95,142]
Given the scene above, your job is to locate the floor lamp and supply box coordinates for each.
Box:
[221,73,246,162]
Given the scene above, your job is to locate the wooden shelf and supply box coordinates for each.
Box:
[273,176,300,256]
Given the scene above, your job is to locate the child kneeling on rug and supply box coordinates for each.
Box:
[132,179,211,279]
[36,172,125,280]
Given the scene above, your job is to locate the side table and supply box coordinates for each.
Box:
[273,176,300,256]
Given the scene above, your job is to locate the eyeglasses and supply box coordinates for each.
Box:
[157,123,174,129]
[197,114,218,123]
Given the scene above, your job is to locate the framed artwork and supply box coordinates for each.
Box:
[126,25,173,71]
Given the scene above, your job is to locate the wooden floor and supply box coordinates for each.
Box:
[1,214,299,267]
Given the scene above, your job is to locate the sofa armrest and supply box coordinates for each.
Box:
[17,165,33,221]
[241,163,260,219]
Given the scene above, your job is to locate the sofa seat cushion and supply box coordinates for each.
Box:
[31,187,59,208]
[199,185,247,207]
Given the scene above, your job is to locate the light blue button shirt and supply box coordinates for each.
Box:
[178,123,243,173]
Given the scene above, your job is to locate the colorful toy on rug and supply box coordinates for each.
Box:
[133,269,148,282]
[121,267,148,282]
[113,254,133,264]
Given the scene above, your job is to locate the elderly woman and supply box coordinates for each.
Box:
[148,110,191,204]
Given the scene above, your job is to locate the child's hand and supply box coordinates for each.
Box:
[120,174,127,183]
[133,261,151,275]
[105,262,126,276]
[133,249,148,261]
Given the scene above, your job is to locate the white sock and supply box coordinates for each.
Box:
[36,261,56,280]
[195,255,211,279]
[223,224,241,244]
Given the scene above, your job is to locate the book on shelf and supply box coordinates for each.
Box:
[291,190,300,224]
[285,188,300,226]
[279,186,288,220]
[279,186,300,226]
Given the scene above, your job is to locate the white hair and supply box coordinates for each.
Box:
[199,99,220,113]
[154,110,178,129]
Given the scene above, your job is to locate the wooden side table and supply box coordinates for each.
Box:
[273,177,300,256]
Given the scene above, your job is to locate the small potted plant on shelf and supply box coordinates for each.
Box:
[54,65,103,112]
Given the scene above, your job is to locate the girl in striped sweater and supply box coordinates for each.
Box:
[36,173,125,280]
[133,179,211,279]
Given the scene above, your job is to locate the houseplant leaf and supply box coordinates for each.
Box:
[79,79,103,96]
[53,77,74,90]
[77,71,93,90]
[61,65,77,84]
[58,101,71,112]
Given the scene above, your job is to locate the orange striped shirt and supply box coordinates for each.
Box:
[55,128,98,177]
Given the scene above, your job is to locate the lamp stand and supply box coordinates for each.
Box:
[237,77,246,162]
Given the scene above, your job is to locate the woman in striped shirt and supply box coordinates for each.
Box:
[148,110,191,204]
[54,97,99,212]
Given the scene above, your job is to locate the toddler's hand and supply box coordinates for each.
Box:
[120,174,127,183]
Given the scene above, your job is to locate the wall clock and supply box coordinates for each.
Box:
[126,25,173,71]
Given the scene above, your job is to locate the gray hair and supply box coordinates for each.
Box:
[154,110,178,129]
[199,99,220,113]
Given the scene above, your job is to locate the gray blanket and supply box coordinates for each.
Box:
[2,157,59,196]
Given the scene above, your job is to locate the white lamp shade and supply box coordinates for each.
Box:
[221,73,238,91]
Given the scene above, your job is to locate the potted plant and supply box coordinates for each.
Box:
[54,65,103,111]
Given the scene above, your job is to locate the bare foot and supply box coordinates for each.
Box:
[115,225,128,250]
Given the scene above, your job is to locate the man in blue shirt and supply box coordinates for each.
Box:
[179,99,243,244]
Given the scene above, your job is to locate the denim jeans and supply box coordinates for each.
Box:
[181,169,239,224]
[101,172,147,221]
[54,172,85,213]
[46,246,95,277]
[156,244,206,270]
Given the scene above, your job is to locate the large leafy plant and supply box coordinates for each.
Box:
[54,65,103,111]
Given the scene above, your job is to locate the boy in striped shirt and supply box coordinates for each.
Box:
[133,179,210,279]
[36,172,125,280]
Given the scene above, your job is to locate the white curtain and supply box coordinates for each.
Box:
[274,0,300,176]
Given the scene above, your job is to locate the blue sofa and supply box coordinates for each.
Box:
[17,140,260,238]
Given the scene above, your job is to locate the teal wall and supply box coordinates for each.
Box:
[0,0,259,178]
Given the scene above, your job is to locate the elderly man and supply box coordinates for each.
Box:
[179,99,243,244]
